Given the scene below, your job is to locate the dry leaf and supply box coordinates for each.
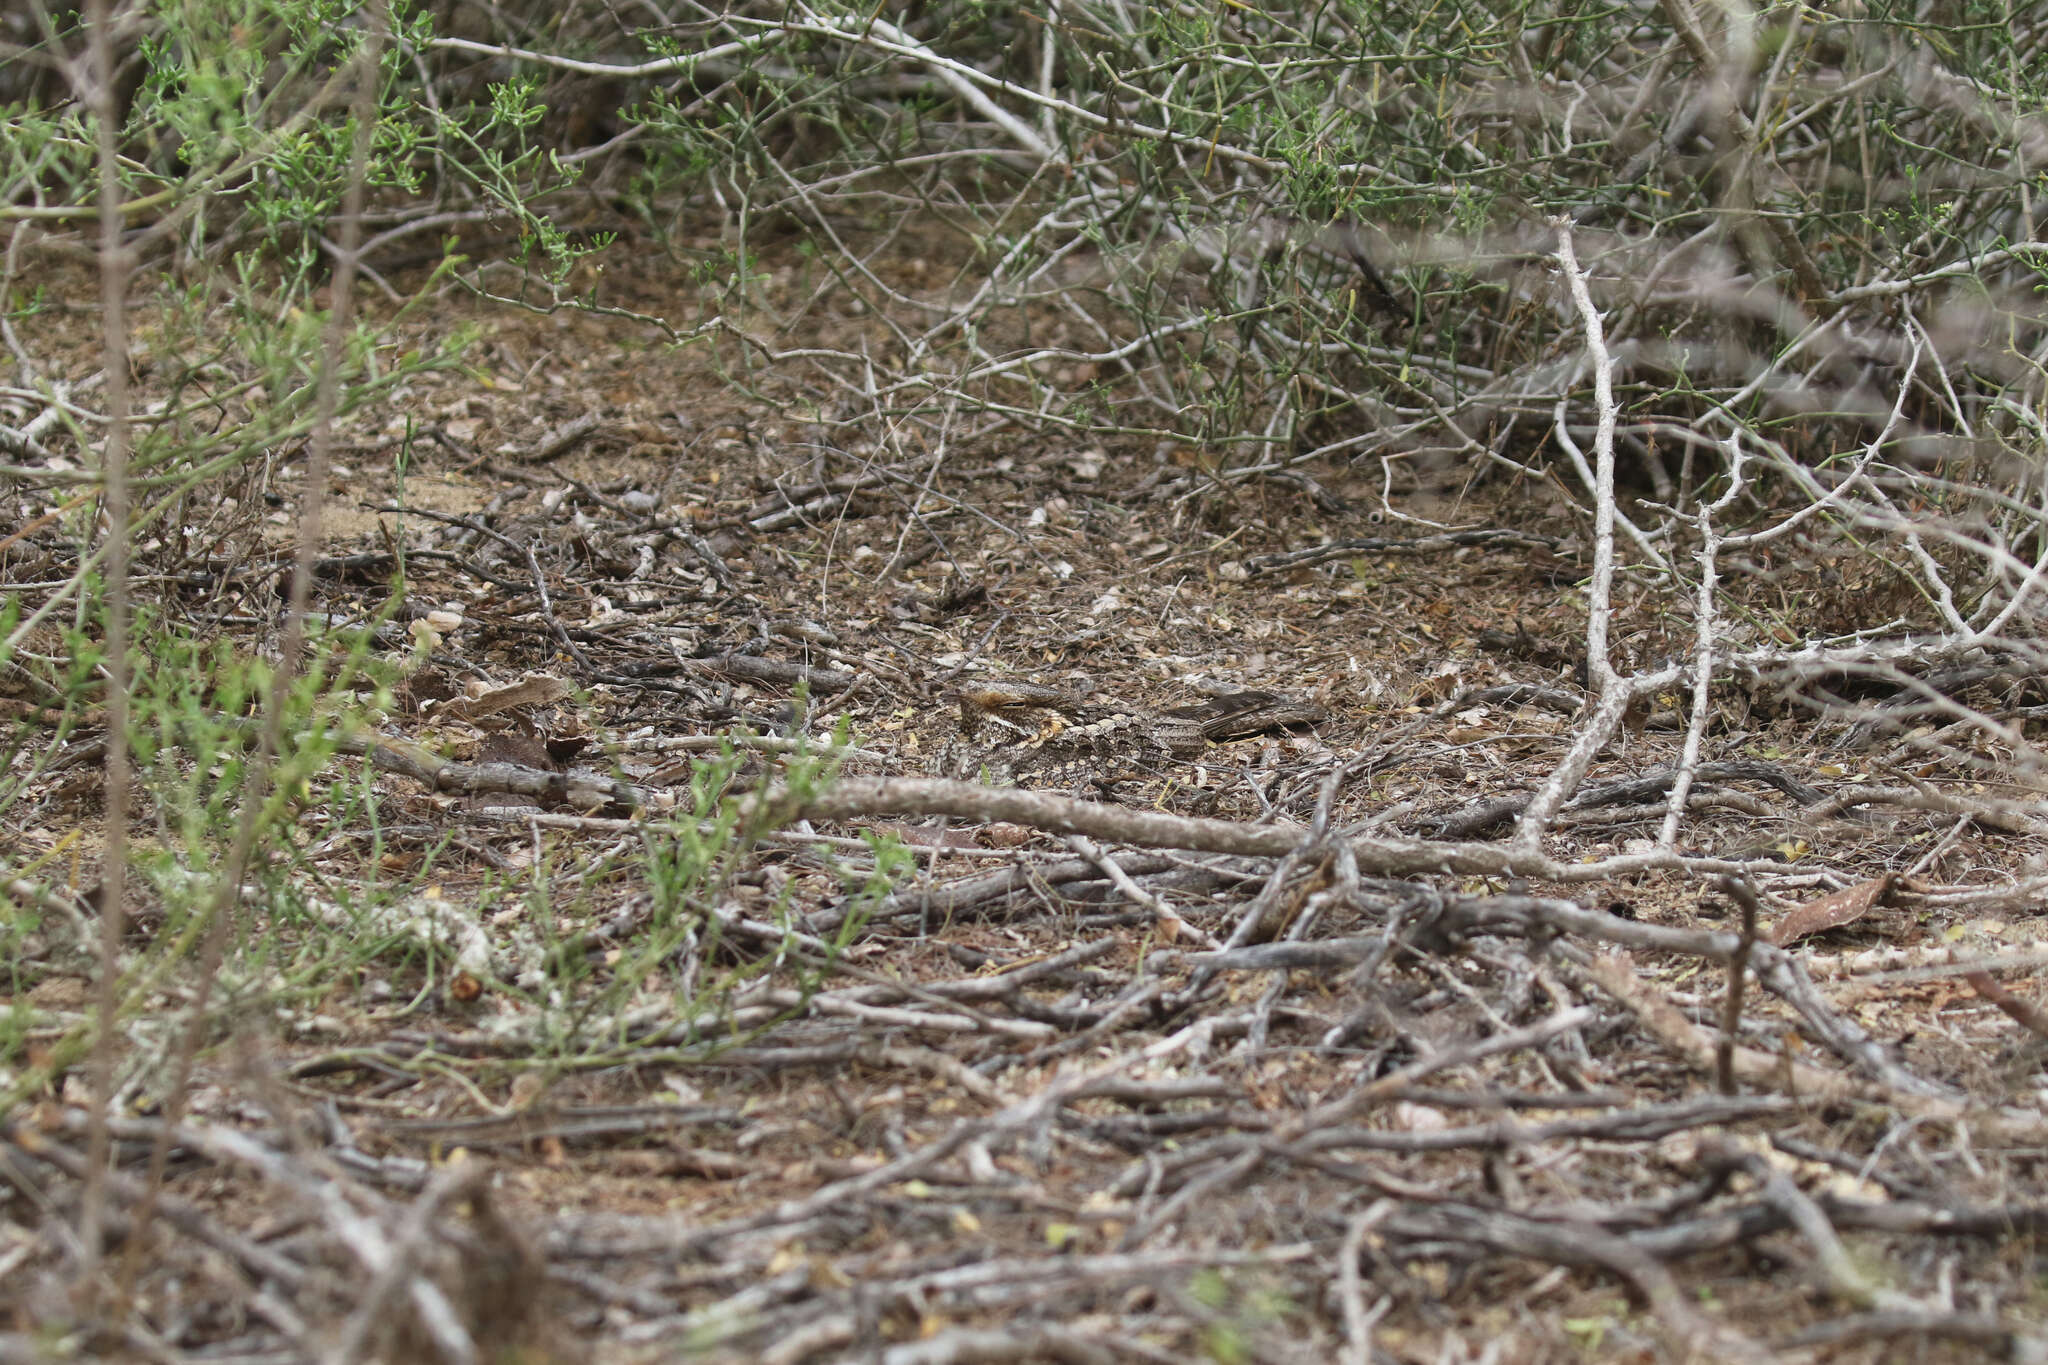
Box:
[1767,873,1894,946]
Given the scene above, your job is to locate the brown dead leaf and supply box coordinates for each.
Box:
[1766,873,1894,946]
